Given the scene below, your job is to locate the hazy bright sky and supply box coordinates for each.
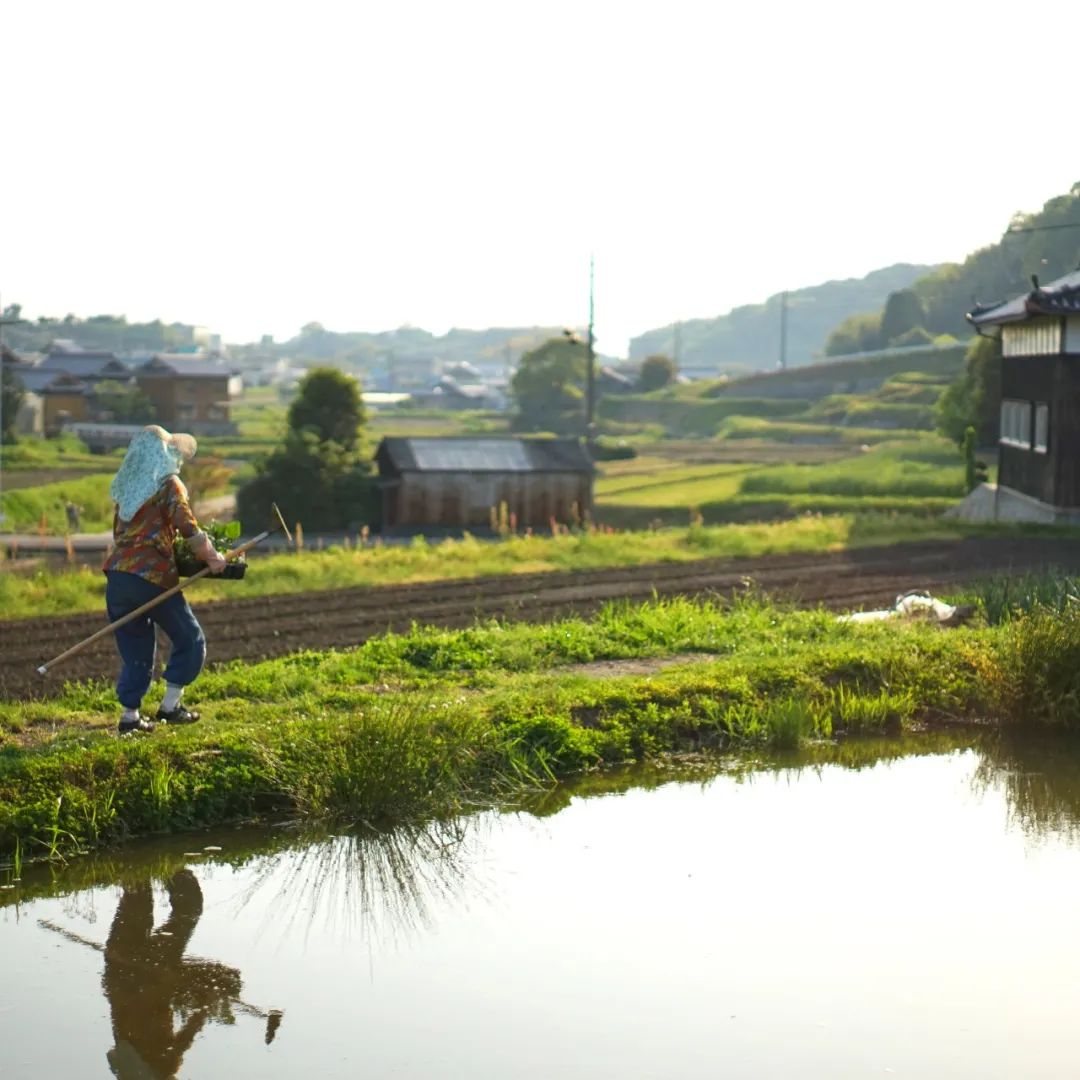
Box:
[4,0,1078,354]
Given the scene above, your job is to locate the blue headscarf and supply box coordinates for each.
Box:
[110,427,196,521]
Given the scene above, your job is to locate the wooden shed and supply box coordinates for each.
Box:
[374,437,594,532]
[968,270,1080,522]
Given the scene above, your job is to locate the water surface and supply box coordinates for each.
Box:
[3,735,1080,1078]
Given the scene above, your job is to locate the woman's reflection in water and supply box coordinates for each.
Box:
[104,868,262,1079]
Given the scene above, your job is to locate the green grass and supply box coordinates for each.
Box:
[593,435,963,524]
[598,394,806,436]
[715,417,931,444]
[0,514,985,619]
[0,474,116,533]
[596,463,756,506]
[801,397,936,430]
[5,586,1080,858]
[738,437,964,499]
[0,433,109,471]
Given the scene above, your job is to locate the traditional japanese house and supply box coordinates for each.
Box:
[967,270,1080,522]
[375,437,594,533]
[134,354,240,434]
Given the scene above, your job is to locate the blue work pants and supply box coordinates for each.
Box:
[105,571,207,709]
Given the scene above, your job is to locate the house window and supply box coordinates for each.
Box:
[1033,403,1049,453]
[1000,400,1032,449]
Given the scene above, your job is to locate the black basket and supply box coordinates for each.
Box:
[176,555,247,579]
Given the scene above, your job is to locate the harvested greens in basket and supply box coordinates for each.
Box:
[174,520,247,578]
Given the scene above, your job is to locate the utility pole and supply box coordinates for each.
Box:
[585,254,596,444]
[778,290,788,370]
[673,320,681,370]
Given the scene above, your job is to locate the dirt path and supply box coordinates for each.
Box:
[4,535,1079,701]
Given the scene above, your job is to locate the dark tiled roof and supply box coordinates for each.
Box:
[968,269,1080,326]
[10,369,62,393]
[377,437,594,474]
[38,353,130,377]
[138,354,235,378]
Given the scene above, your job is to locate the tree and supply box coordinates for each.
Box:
[92,380,157,423]
[935,334,1001,446]
[237,366,374,532]
[1,365,25,444]
[824,312,882,356]
[510,337,587,433]
[237,431,375,534]
[637,354,677,392]
[880,289,926,346]
[889,326,934,349]
[287,367,365,452]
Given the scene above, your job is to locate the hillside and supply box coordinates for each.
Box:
[825,182,1080,353]
[628,263,938,374]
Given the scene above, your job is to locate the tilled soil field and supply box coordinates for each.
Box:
[4,535,1080,701]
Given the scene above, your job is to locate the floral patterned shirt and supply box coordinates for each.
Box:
[102,475,202,589]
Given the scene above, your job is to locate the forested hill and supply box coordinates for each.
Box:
[628,263,937,374]
[0,309,569,371]
[825,182,1080,356]
[263,323,568,369]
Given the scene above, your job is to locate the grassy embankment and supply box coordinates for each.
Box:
[595,434,965,528]
[0,512,1010,620]
[0,474,117,534]
[2,577,1080,860]
[1,434,118,533]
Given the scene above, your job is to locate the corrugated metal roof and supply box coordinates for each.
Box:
[379,437,593,473]
[969,269,1080,326]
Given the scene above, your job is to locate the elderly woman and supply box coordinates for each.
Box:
[103,425,226,734]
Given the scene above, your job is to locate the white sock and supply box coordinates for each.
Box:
[162,684,184,712]
[121,708,140,724]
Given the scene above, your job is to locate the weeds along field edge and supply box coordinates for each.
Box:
[0,514,1035,619]
[4,589,1080,860]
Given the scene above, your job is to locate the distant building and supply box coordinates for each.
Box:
[16,348,135,434]
[2,346,45,435]
[967,271,1080,522]
[39,347,131,384]
[597,365,636,395]
[374,436,594,533]
[410,376,503,411]
[134,354,240,434]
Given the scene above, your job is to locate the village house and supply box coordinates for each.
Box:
[1,346,45,435]
[22,347,136,433]
[374,436,594,533]
[134,354,241,434]
[967,270,1080,522]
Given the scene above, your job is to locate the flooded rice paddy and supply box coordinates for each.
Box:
[3,733,1080,1078]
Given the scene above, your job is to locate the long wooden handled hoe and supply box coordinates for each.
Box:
[36,503,294,677]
